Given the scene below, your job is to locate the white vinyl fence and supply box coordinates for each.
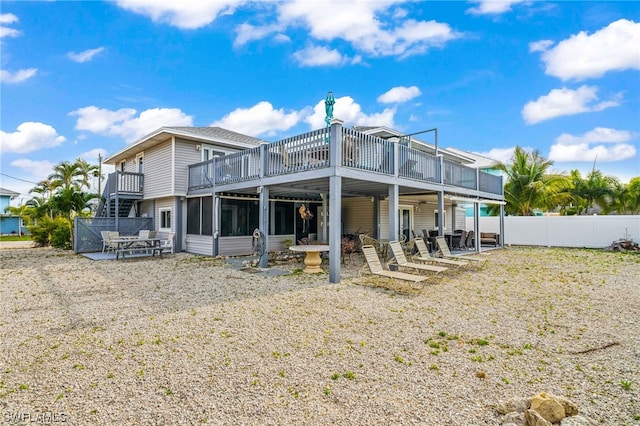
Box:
[466,215,639,248]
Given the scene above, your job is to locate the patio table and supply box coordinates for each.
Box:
[289,244,330,273]
[113,238,162,260]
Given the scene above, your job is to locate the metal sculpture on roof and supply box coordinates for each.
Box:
[324,91,335,127]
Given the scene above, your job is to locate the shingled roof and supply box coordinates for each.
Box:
[164,127,265,146]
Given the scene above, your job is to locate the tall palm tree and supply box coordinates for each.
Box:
[602,177,640,215]
[496,146,572,216]
[75,158,101,191]
[579,170,618,214]
[30,178,61,203]
[48,160,84,190]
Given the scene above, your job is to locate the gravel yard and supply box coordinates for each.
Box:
[1,246,638,425]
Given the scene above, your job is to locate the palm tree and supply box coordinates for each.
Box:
[30,178,61,203]
[48,160,84,190]
[579,170,618,214]
[75,158,101,191]
[496,146,572,216]
[602,177,640,215]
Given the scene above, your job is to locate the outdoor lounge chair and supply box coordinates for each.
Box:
[435,237,488,267]
[412,238,468,268]
[388,241,448,276]
[360,244,428,290]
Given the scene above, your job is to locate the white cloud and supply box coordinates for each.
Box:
[528,39,553,53]
[555,127,634,146]
[549,142,636,163]
[115,0,247,29]
[0,13,18,24]
[67,47,105,63]
[0,13,21,38]
[0,68,37,84]
[292,46,354,67]
[536,19,640,81]
[466,0,526,15]
[477,147,521,164]
[521,85,620,125]
[0,122,66,154]
[234,22,287,47]
[549,127,637,162]
[377,86,421,104]
[70,106,193,142]
[269,1,460,58]
[10,159,55,181]
[305,96,396,130]
[211,101,302,137]
[79,148,108,163]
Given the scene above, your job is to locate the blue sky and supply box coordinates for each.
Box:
[1,0,639,203]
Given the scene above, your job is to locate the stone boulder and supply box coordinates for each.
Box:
[530,392,566,423]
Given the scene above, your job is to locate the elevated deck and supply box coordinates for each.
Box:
[187,127,503,200]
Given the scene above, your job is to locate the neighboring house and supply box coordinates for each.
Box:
[0,187,22,235]
[97,122,505,283]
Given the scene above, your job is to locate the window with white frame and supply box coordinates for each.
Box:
[434,210,447,230]
[119,160,126,171]
[160,208,172,230]
[202,144,230,161]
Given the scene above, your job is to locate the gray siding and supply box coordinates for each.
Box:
[342,198,376,235]
[174,138,203,196]
[143,142,173,199]
[186,234,213,256]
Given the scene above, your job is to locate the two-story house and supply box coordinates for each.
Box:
[87,121,504,282]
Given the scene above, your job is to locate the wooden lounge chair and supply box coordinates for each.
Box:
[412,238,468,268]
[435,237,488,267]
[388,241,448,276]
[360,245,428,290]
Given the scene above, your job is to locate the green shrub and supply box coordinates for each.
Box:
[27,217,72,249]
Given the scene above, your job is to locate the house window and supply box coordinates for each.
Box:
[187,197,213,236]
[202,145,229,161]
[434,210,446,230]
[119,160,126,172]
[160,208,171,230]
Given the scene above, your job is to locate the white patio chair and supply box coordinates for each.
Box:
[161,232,175,254]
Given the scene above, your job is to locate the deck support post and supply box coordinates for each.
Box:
[328,119,343,284]
[388,184,399,260]
[258,185,270,268]
[437,191,445,236]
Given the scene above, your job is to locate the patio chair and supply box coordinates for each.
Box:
[435,237,487,267]
[160,232,175,254]
[101,230,117,253]
[465,230,475,250]
[412,238,468,268]
[457,230,467,250]
[134,229,152,253]
[359,245,428,290]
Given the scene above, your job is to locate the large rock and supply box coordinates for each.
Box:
[552,394,579,416]
[502,411,525,426]
[525,409,553,426]
[496,397,531,414]
[530,392,566,423]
